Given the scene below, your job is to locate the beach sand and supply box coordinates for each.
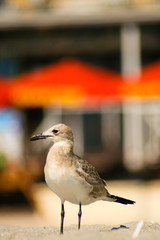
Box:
[0,222,160,240]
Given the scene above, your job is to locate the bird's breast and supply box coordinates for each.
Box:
[44,161,92,205]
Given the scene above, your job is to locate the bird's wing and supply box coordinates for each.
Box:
[74,155,106,187]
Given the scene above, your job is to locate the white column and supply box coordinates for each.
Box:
[122,103,144,171]
[121,23,143,171]
[121,23,141,81]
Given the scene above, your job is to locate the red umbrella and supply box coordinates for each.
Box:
[9,59,123,108]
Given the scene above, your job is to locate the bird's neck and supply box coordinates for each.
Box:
[46,140,74,167]
[51,140,73,155]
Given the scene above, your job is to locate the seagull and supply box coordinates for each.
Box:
[30,123,135,234]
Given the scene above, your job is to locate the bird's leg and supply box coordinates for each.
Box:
[60,203,65,234]
[78,202,82,230]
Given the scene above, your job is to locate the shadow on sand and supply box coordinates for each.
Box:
[111,225,129,231]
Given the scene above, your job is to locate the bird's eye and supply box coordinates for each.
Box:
[53,129,59,134]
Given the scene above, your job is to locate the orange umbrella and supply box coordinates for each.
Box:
[121,61,160,99]
[9,59,123,108]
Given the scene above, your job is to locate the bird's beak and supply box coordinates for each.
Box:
[30,133,52,141]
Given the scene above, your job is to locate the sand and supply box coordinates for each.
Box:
[0,222,160,240]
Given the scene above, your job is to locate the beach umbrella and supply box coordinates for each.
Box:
[9,59,123,108]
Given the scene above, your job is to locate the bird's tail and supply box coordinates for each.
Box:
[110,194,135,205]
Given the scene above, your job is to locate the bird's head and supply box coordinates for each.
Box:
[30,123,74,143]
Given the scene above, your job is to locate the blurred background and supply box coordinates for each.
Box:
[0,0,160,227]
